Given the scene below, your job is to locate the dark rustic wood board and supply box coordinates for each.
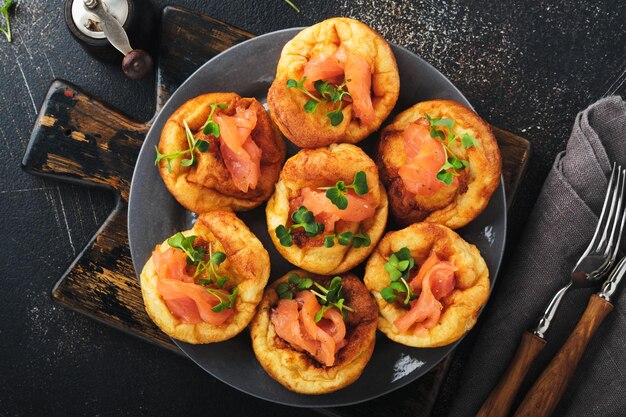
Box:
[21,5,530,416]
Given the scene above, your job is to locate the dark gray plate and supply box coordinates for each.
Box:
[128,28,506,408]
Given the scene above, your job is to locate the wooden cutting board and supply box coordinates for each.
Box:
[21,5,530,416]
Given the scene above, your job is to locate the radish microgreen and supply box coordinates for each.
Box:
[0,0,12,42]
[311,276,354,322]
[200,102,228,137]
[425,114,478,185]
[319,171,368,210]
[286,77,352,126]
[274,206,325,247]
[286,77,322,111]
[324,231,371,248]
[283,0,300,12]
[166,233,237,312]
[154,120,210,173]
[206,287,238,313]
[276,273,354,321]
[380,247,417,305]
[276,273,314,300]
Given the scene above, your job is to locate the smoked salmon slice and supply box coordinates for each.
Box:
[214,107,262,193]
[298,291,337,366]
[270,298,319,354]
[300,187,376,232]
[152,245,194,283]
[156,278,234,325]
[303,52,344,91]
[394,252,456,334]
[270,290,347,367]
[344,52,375,125]
[152,246,234,325]
[409,251,442,292]
[398,120,450,196]
[317,308,348,351]
[301,46,375,125]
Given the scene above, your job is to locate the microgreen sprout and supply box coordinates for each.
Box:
[318,171,368,210]
[206,287,238,313]
[286,77,322,111]
[286,77,352,126]
[324,231,371,248]
[283,0,300,12]
[200,102,228,137]
[425,114,479,185]
[0,0,13,43]
[310,276,354,322]
[380,247,417,305]
[314,80,351,126]
[154,120,210,173]
[275,274,353,321]
[276,273,314,300]
[166,233,237,312]
[167,232,202,264]
[274,206,325,247]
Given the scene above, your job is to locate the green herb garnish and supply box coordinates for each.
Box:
[311,276,354,322]
[283,0,300,13]
[274,206,325,247]
[276,273,314,300]
[207,286,238,313]
[166,232,236,312]
[425,114,478,185]
[319,171,369,210]
[1,0,13,43]
[380,247,417,305]
[275,274,354,322]
[200,102,228,137]
[154,120,210,173]
[286,77,323,112]
[324,231,371,248]
[167,232,203,263]
[196,251,228,287]
[286,77,352,127]
[314,80,351,126]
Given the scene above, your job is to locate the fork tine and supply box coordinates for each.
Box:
[596,165,624,254]
[608,168,626,260]
[583,163,618,256]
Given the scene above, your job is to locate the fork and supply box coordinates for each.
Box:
[476,163,626,417]
[513,255,626,417]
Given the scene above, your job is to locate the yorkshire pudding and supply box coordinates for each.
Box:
[157,92,285,213]
[266,144,388,274]
[364,222,490,347]
[250,271,378,394]
[140,211,270,344]
[267,17,399,148]
[377,99,501,228]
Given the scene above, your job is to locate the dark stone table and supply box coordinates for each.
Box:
[1,0,624,415]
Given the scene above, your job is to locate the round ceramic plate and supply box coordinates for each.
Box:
[128,28,506,407]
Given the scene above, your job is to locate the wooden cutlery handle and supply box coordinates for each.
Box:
[476,331,546,417]
[513,295,613,417]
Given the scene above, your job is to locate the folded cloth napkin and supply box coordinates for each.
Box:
[447,96,626,417]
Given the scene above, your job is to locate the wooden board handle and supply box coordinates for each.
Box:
[513,294,613,417]
[476,331,546,417]
[21,80,148,201]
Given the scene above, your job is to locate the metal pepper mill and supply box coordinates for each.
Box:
[65,0,156,79]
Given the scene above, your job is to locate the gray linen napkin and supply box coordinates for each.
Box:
[447,96,626,417]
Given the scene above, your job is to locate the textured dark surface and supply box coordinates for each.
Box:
[0,0,624,416]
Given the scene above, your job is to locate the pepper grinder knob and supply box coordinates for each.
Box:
[121,49,152,80]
